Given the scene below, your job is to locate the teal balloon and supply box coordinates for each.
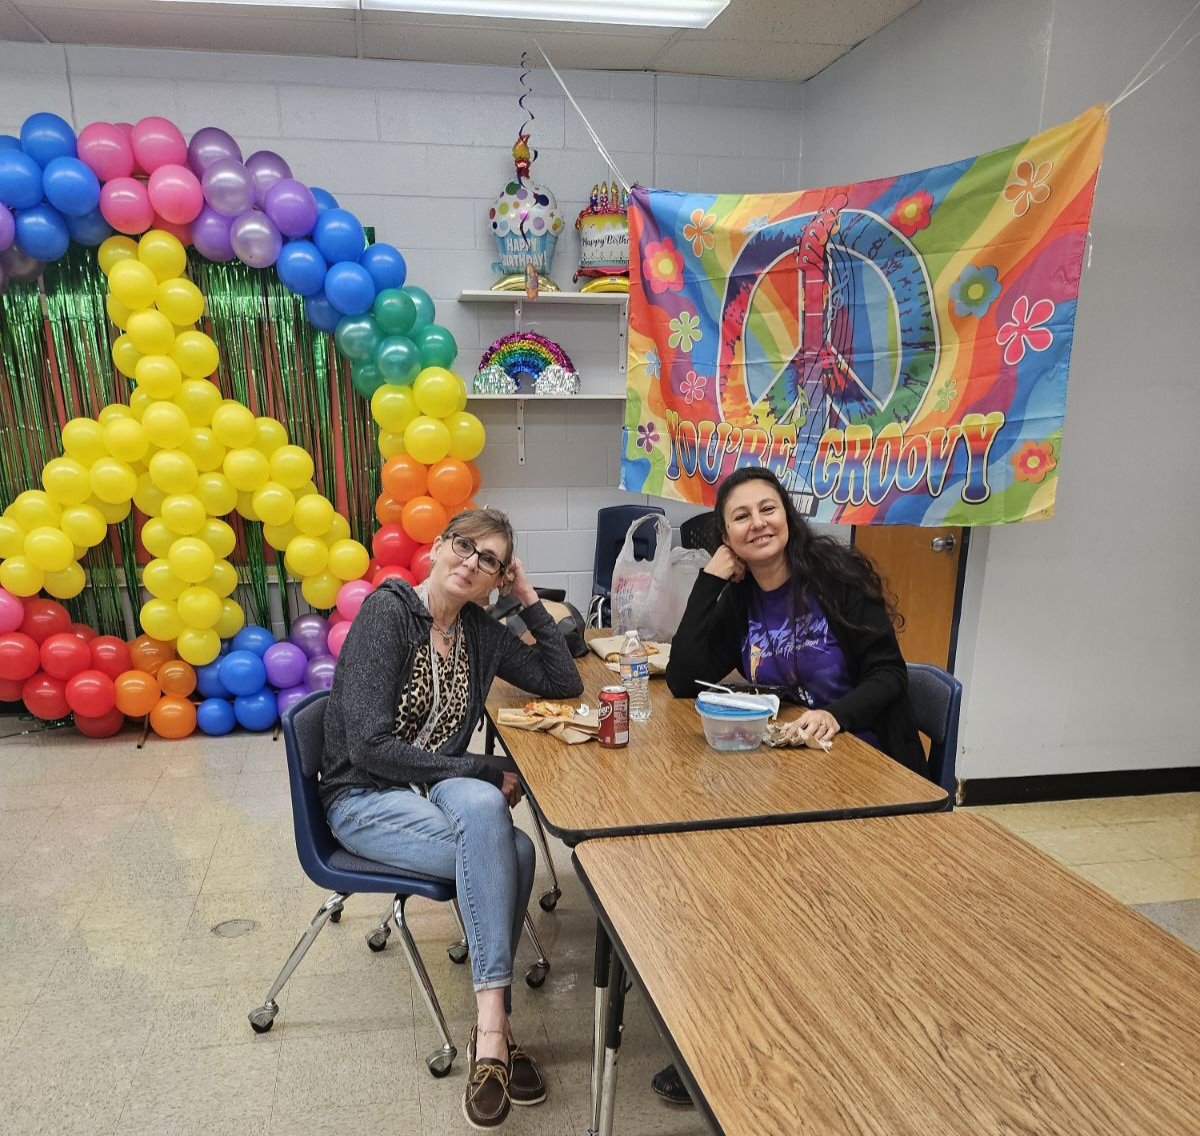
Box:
[375,336,421,386]
[372,288,415,336]
[351,361,385,398]
[402,285,435,334]
[333,313,382,363]
[415,323,458,369]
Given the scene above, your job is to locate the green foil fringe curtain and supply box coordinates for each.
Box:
[0,245,381,638]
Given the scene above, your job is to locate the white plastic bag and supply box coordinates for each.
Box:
[612,514,675,640]
[665,547,711,638]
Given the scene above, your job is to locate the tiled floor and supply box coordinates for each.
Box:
[1,722,1198,1135]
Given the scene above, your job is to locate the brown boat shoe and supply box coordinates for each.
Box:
[463,1027,511,1130]
[507,1039,547,1106]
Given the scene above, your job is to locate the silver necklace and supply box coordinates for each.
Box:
[417,583,459,646]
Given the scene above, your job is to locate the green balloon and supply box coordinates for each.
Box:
[403,285,435,334]
[375,335,421,386]
[351,361,385,399]
[334,314,382,364]
[415,323,458,369]
[373,288,416,336]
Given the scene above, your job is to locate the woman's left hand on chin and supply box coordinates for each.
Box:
[797,708,841,743]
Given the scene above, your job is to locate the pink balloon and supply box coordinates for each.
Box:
[99,177,154,235]
[335,579,373,622]
[131,117,188,174]
[327,620,351,658]
[148,164,204,224]
[76,122,135,182]
[328,610,347,626]
[150,213,193,247]
[0,588,24,634]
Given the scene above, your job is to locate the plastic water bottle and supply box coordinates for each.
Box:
[619,629,651,721]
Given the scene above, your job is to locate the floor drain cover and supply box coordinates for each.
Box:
[211,919,258,938]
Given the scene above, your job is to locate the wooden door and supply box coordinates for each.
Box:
[852,525,965,670]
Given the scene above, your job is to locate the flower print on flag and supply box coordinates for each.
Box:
[950,264,1002,318]
[1012,440,1057,483]
[667,311,702,353]
[636,422,660,451]
[996,295,1055,366]
[680,371,707,405]
[742,215,770,235]
[682,209,717,257]
[1004,159,1052,217]
[933,379,958,413]
[890,190,934,238]
[643,347,661,380]
[643,238,685,294]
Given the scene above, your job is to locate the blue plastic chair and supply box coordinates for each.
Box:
[588,504,666,626]
[906,663,963,805]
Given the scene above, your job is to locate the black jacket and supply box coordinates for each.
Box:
[320,578,584,807]
[666,572,926,774]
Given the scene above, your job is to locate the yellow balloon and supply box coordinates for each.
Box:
[293,494,334,537]
[172,334,220,382]
[252,481,295,527]
[138,229,187,282]
[403,415,451,465]
[142,401,191,449]
[263,521,299,553]
[252,417,288,457]
[181,427,225,473]
[328,538,370,582]
[326,514,351,544]
[195,472,238,517]
[378,429,406,459]
[0,556,43,597]
[197,518,236,559]
[455,381,468,413]
[24,526,75,572]
[176,626,220,667]
[284,535,328,578]
[88,458,137,505]
[42,457,92,506]
[108,259,159,311]
[6,490,61,530]
[43,562,86,600]
[413,367,463,418]
[59,503,107,548]
[98,404,134,426]
[371,384,418,433]
[0,517,25,558]
[235,491,260,522]
[301,570,342,610]
[141,597,184,640]
[211,402,257,448]
[133,473,167,517]
[176,585,222,630]
[127,308,176,357]
[129,387,155,421]
[223,447,270,492]
[89,495,131,524]
[141,517,176,559]
[102,417,150,464]
[160,493,206,536]
[98,234,138,276]
[61,418,107,465]
[267,445,314,490]
[148,450,199,496]
[168,536,215,584]
[294,480,318,499]
[443,411,487,462]
[106,293,132,330]
[133,354,182,401]
[156,277,205,326]
[206,559,238,598]
[143,558,185,600]
[212,597,246,640]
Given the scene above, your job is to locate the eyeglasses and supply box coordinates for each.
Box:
[447,532,506,576]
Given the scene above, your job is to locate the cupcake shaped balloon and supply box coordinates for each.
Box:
[489,133,564,292]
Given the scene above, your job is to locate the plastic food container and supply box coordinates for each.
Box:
[695,692,777,752]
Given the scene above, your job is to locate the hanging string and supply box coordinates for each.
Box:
[1109,0,1200,110]
[532,39,632,194]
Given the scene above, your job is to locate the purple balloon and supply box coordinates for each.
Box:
[245,150,292,205]
[0,205,13,253]
[263,641,308,689]
[305,654,337,692]
[262,178,318,240]
[230,209,282,269]
[289,612,330,659]
[276,684,309,718]
[188,126,243,174]
[0,244,43,283]
[202,158,256,218]
[191,204,235,262]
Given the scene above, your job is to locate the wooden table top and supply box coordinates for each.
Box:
[486,652,946,843]
[574,812,1200,1136]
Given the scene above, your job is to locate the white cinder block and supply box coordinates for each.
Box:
[566,487,647,530]
[698,155,792,193]
[524,529,596,574]
[0,41,67,77]
[0,75,73,131]
[564,99,654,154]
[174,81,281,138]
[379,90,566,149]
[274,138,428,197]
[280,85,380,142]
[472,488,568,532]
[68,76,180,124]
[566,403,626,445]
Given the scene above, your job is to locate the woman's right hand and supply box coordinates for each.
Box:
[500,772,524,809]
[704,545,745,582]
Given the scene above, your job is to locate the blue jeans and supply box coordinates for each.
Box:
[326,779,534,1001]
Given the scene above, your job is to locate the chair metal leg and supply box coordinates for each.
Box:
[393,895,457,1077]
[523,910,550,988]
[447,897,469,964]
[247,891,345,1033]
[526,802,562,912]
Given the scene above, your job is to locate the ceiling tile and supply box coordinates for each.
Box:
[653,37,848,81]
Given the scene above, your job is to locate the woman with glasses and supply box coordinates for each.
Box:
[321,507,583,1130]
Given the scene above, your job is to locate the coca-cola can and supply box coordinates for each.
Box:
[597,686,629,748]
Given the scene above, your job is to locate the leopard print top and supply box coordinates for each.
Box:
[394,631,471,753]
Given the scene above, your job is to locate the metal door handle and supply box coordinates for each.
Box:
[930,535,956,553]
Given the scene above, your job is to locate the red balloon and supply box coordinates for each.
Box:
[372,523,420,569]
[74,705,127,738]
[20,599,72,645]
[22,672,71,720]
[90,635,134,680]
[40,632,93,681]
[410,544,434,584]
[65,669,117,717]
[0,676,25,701]
[0,632,41,682]
[69,622,98,642]
[373,565,416,587]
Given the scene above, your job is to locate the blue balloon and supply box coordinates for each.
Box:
[324,260,375,316]
[196,697,237,736]
[232,624,276,658]
[42,156,100,218]
[360,243,407,292]
[304,291,341,333]
[310,186,339,215]
[234,690,278,732]
[65,206,113,247]
[0,135,21,151]
[217,649,267,697]
[20,113,76,168]
[0,149,45,209]
[312,208,365,264]
[276,239,328,296]
[15,204,70,262]
[195,661,230,700]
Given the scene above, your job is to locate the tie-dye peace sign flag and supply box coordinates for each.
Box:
[620,105,1108,525]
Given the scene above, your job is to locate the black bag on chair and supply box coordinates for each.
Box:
[487,589,590,659]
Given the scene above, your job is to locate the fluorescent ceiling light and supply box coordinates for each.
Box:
[154,0,360,8]
[359,0,729,26]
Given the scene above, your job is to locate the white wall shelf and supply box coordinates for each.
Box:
[467,393,626,401]
[458,289,627,306]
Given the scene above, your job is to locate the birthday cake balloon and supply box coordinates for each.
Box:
[473,332,580,395]
[489,135,565,292]
[575,181,630,294]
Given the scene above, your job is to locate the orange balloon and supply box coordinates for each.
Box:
[157,658,197,697]
[113,669,160,717]
[457,497,478,514]
[381,454,429,504]
[400,496,448,545]
[466,460,481,494]
[426,458,473,508]
[375,492,406,527]
[149,693,197,739]
[128,634,176,676]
